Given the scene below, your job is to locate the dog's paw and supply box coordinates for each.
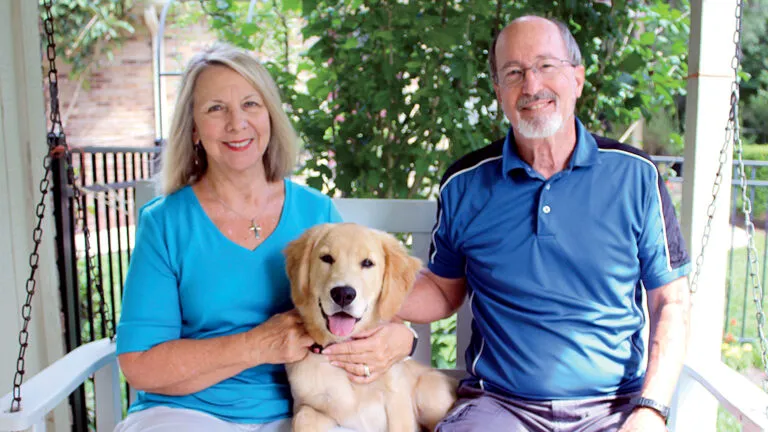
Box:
[293,405,338,432]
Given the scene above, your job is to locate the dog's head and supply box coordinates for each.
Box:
[284,223,422,346]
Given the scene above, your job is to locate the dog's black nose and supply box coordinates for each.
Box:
[330,286,356,307]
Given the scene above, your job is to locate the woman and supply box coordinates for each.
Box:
[114,43,414,431]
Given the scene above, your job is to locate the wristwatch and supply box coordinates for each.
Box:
[406,325,419,357]
[631,396,670,422]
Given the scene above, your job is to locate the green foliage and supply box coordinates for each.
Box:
[733,144,768,219]
[643,107,685,155]
[76,251,126,343]
[529,1,689,135]
[740,0,768,143]
[201,1,691,366]
[206,0,689,201]
[717,408,742,432]
[431,315,457,369]
[40,0,137,80]
[723,226,768,343]
[196,0,301,63]
[721,339,760,372]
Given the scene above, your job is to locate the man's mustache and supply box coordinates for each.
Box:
[517,91,558,110]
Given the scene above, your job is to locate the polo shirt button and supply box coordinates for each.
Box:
[543,205,551,214]
[545,184,551,190]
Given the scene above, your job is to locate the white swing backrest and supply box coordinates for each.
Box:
[332,199,471,369]
[134,180,471,370]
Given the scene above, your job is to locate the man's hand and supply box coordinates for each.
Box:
[322,322,414,383]
[618,408,667,432]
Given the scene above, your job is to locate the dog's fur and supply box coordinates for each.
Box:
[284,223,457,432]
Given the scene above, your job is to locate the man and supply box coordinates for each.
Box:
[397,16,691,432]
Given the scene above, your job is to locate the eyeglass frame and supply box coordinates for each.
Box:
[496,57,577,88]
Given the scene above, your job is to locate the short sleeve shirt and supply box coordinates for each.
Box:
[429,119,690,400]
[116,179,342,423]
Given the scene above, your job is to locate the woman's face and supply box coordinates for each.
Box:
[192,65,272,179]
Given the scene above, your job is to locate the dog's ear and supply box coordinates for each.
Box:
[376,232,423,321]
[284,224,331,302]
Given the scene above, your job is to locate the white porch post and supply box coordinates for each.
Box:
[676,0,739,430]
[0,1,67,430]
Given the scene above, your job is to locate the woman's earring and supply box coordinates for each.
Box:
[193,141,202,167]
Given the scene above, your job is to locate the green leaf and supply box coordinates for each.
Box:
[282,0,301,12]
[619,52,645,74]
[302,0,319,12]
[375,30,394,42]
[639,32,656,46]
[306,176,325,191]
[241,23,258,37]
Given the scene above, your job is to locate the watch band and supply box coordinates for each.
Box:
[406,325,419,357]
[631,396,670,421]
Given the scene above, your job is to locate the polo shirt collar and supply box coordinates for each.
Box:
[501,117,600,179]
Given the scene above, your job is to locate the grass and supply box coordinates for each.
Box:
[718,227,768,431]
[723,227,768,346]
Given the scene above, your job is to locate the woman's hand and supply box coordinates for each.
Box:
[244,309,315,365]
[322,322,414,383]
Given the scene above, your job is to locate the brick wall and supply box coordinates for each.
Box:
[48,12,217,241]
[53,17,216,149]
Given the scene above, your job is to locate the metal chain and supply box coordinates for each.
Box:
[68,149,115,342]
[688,1,742,296]
[9,145,56,414]
[728,1,768,391]
[686,0,768,394]
[10,0,113,413]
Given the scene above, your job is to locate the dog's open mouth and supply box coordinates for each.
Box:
[320,304,361,338]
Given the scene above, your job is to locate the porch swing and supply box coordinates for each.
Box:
[1,0,768,431]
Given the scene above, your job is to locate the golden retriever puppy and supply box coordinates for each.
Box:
[284,223,457,432]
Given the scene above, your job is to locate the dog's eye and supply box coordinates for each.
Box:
[360,258,374,268]
[320,254,335,264]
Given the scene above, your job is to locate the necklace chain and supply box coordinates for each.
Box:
[207,179,263,239]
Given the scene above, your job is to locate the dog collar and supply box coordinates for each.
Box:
[310,342,338,354]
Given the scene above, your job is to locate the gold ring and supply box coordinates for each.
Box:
[363,363,371,377]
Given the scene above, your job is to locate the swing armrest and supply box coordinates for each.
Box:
[0,338,117,431]
[671,359,768,431]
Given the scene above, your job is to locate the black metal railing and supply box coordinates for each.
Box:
[652,156,768,344]
[53,145,160,431]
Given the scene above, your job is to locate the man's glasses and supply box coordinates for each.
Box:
[497,58,575,87]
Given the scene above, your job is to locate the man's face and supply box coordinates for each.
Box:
[492,18,585,139]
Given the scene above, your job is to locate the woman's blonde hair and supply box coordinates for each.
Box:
[159,43,298,195]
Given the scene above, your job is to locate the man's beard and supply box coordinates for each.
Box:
[514,90,564,139]
[517,113,563,139]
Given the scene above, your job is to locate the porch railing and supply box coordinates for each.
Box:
[653,155,768,344]
[52,145,160,431]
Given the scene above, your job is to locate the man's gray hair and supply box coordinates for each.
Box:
[489,16,583,84]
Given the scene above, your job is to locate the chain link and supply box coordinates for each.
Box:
[11,0,113,413]
[686,0,768,397]
[728,0,768,395]
[730,0,768,393]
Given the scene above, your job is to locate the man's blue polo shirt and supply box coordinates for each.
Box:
[429,118,690,400]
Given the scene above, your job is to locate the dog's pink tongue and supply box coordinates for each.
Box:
[328,314,356,337]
